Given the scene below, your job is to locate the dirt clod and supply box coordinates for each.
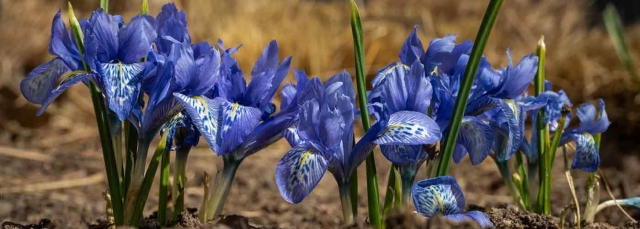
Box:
[488,205,558,229]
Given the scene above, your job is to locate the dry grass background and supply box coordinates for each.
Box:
[0,0,638,178]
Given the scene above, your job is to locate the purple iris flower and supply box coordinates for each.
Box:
[412,176,494,228]
[276,72,440,203]
[174,40,294,159]
[139,4,220,141]
[80,9,157,121]
[561,99,610,172]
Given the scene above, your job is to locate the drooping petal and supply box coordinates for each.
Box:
[380,145,424,165]
[219,100,263,154]
[492,99,525,162]
[456,116,493,165]
[173,94,223,154]
[141,97,183,139]
[100,62,145,121]
[21,58,70,104]
[399,26,424,65]
[36,72,93,116]
[347,121,383,175]
[276,143,328,204]
[465,210,495,228]
[570,133,600,172]
[412,176,465,217]
[422,35,456,73]
[373,111,441,145]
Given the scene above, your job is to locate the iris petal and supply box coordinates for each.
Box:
[101,62,145,121]
[570,133,600,172]
[284,127,302,147]
[49,10,79,69]
[422,35,456,73]
[219,100,263,154]
[492,99,525,162]
[36,72,93,116]
[276,143,328,203]
[399,26,424,65]
[373,111,441,145]
[465,210,494,228]
[412,176,465,217]
[21,58,70,104]
[456,116,493,165]
[381,145,423,165]
[173,93,223,154]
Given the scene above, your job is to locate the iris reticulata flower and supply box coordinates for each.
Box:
[561,99,610,172]
[276,71,440,204]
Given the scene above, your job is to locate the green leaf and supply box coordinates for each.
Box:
[101,0,109,13]
[604,4,639,82]
[349,1,382,228]
[436,0,505,176]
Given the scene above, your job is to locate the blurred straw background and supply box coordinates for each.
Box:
[0,0,639,172]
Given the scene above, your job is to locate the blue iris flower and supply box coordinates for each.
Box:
[520,81,573,164]
[139,4,220,142]
[276,72,440,203]
[369,60,439,166]
[81,9,157,122]
[412,176,494,228]
[397,26,539,165]
[20,10,86,115]
[175,40,294,158]
[561,99,610,172]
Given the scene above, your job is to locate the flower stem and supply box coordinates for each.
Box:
[540,110,568,215]
[534,35,549,214]
[100,0,109,12]
[123,137,151,224]
[437,0,504,176]
[108,113,124,198]
[339,182,355,225]
[173,147,190,221]
[127,134,165,227]
[349,1,382,227]
[399,164,417,206]
[349,169,359,216]
[496,160,525,210]
[515,151,530,210]
[158,147,171,226]
[123,120,138,200]
[205,155,242,221]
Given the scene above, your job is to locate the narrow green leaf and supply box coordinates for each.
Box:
[603,4,639,82]
[436,0,504,176]
[534,36,549,214]
[349,0,382,228]
[101,0,109,13]
[158,148,171,226]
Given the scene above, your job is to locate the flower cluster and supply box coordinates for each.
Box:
[20,2,613,228]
